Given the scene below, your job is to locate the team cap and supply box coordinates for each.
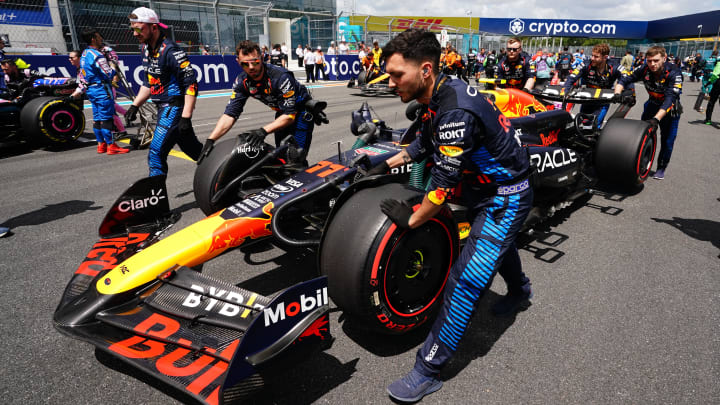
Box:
[129,7,168,29]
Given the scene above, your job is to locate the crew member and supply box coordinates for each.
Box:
[0,57,42,99]
[125,7,203,176]
[371,40,382,68]
[484,50,498,80]
[81,28,129,155]
[557,47,574,81]
[361,51,378,81]
[199,40,315,166]
[67,50,86,101]
[496,37,535,90]
[615,46,683,180]
[701,50,718,96]
[366,28,533,402]
[563,43,623,127]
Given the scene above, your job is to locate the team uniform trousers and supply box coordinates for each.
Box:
[149,104,202,176]
[415,185,533,376]
[641,101,679,170]
[87,83,115,144]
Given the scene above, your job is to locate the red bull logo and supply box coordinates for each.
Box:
[207,202,274,254]
[147,75,161,85]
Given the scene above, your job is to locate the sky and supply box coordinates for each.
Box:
[338,1,720,21]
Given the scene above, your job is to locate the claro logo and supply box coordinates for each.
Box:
[118,189,166,212]
[263,287,328,326]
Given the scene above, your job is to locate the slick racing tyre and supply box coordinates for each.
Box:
[357,70,368,86]
[193,138,269,215]
[20,97,85,146]
[595,118,656,186]
[320,182,459,334]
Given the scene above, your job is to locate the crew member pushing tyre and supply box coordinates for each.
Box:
[364,28,534,403]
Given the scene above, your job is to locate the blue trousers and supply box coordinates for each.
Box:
[415,186,533,376]
[148,104,202,176]
[641,101,680,170]
[87,84,115,144]
[273,110,315,163]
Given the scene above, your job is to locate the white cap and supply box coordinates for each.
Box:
[317,46,322,50]
[129,7,168,29]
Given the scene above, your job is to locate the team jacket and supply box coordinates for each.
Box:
[618,61,683,112]
[80,48,115,85]
[563,61,623,92]
[224,63,310,119]
[496,52,536,89]
[406,74,529,203]
[141,35,198,103]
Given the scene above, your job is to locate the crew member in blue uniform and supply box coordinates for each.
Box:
[365,28,533,403]
[615,46,683,180]
[81,28,129,155]
[199,40,314,165]
[496,37,536,90]
[125,7,202,176]
[563,43,624,127]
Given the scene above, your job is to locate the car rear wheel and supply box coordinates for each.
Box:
[595,118,656,186]
[20,97,85,146]
[319,182,458,334]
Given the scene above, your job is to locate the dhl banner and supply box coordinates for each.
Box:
[348,16,479,33]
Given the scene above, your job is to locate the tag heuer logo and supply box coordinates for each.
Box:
[509,18,525,35]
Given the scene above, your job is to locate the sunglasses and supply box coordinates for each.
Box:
[239,59,262,67]
[129,25,143,34]
[507,47,520,52]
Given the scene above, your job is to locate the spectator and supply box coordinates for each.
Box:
[270,44,285,67]
[304,46,316,82]
[358,43,367,60]
[315,46,325,80]
[327,41,337,55]
[281,42,289,66]
[620,50,634,71]
[534,49,553,89]
[296,44,304,67]
[202,45,210,55]
[80,28,128,155]
[338,40,349,55]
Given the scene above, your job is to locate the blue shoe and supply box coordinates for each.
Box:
[492,283,533,316]
[0,226,9,238]
[653,168,665,180]
[387,369,443,403]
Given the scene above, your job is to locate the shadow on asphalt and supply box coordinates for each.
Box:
[0,134,96,159]
[651,217,720,253]
[1,199,102,229]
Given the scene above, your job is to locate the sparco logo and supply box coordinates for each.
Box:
[235,143,263,159]
[118,189,165,212]
[425,343,439,361]
[509,18,525,35]
[263,287,328,326]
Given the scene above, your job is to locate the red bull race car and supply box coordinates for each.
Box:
[0,77,85,147]
[54,85,654,403]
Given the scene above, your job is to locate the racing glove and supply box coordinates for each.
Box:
[380,199,413,229]
[179,117,195,138]
[243,128,268,149]
[364,161,389,177]
[124,105,139,123]
[196,139,214,165]
[645,117,660,132]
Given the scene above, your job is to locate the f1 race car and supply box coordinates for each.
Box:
[54,84,653,402]
[0,77,85,146]
[348,69,396,96]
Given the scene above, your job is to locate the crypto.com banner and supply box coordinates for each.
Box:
[479,18,648,39]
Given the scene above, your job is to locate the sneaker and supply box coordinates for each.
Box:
[97,142,107,154]
[704,120,712,125]
[387,369,443,403]
[107,143,130,155]
[0,226,9,238]
[492,284,533,316]
[653,168,665,180]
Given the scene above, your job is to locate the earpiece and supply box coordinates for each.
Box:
[423,67,429,75]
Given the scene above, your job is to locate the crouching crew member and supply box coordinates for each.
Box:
[365,28,534,403]
[125,7,203,175]
[199,40,315,166]
[615,46,683,180]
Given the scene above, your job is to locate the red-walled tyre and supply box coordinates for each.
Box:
[319,182,459,334]
[595,118,656,186]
